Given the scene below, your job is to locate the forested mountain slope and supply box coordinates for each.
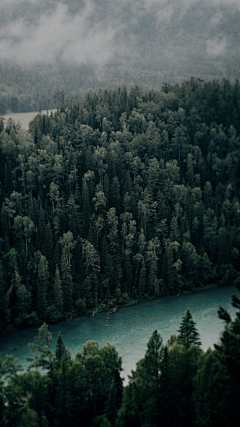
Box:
[0,79,240,332]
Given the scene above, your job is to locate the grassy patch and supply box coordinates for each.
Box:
[3,109,57,130]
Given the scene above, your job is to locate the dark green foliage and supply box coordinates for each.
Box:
[60,251,73,313]
[55,331,70,367]
[167,342,203,427]
[117,330,165,426]
[192,280,240,427]
[212,278,240,426]
[193,349,230,427]
[53,266,63,314]
[104,371,123,424]
[3,370,51,427]
[0,80,240,330]
[178,308,201,349]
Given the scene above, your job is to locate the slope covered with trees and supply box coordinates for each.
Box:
[0,79,240,332]
[1,282,240,427]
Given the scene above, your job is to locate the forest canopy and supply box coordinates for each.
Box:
[0,79,240,332]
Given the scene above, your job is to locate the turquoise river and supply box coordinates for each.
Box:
[0,285,237,383]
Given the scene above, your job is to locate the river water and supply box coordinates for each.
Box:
[0,285,237,382]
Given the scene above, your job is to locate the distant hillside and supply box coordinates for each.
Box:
[0,0,239,112]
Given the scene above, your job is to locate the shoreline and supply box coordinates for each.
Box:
[1,282,230,337]
[86,282,226,316]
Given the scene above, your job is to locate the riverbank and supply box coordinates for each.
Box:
[87,282,227,318]
[0,282,232,337]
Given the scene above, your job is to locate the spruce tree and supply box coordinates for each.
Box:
[27,323,54,375]
[104,371,123,424]
[213,277,240,426]
[177,308,201,349]
[143,329,164,389]
[82,179,90,233]
[54,350,72,427]
[120,330,165,426]
[55,332,67,362]
[61,251,73,313]
[43,222,54,272]
[37,254,49,318]
[55,331,71,370]
[0,261,7,332]
[138,260,146,298]
[53,266,63,314]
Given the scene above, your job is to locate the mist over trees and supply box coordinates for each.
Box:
[0,79,240,332]
[0,0,240,113]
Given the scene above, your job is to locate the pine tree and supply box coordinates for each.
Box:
[121,330,165,426]
[158,346,173,427]
[115,254,123,292]
[138,260,146,298]
[0,261,8,332]
[193,349,229,427]
[61,251,73,313]
[169,216,180,242]
[43,222,54,273]
[123,251,132,295]
[213,277,240,426]
[55,331,71,369]
[27,323,54,375]
[82,179,90,233]
[37,254,49,318]
[53,266,63,314]
[178,308,201,349]
[143,330,164,390]
[38,205,48,254]
[54,349,72,427]
[111,176,121,215]
[104,370,123,424]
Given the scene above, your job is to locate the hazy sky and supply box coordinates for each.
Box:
[0,0,239,71]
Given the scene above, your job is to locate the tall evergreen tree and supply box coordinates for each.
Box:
[55,331,71,369]
[178,308,201,349]
[37,254,49,318]
[61,251,73,313]
[213,277,240,426]
[53,266,63,314]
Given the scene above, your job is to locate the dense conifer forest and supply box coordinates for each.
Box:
[0,79,240,333]
[1,283,240,426]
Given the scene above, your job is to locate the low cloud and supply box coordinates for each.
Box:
[156,4,175,25]
[0,0,38,5]
[209,11,223,26]
[206,37,227,56]
[211,0,240,7]
[0,1,122,66]
[0,0,238,71]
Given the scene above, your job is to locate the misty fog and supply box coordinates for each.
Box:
[0,0,239,111]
